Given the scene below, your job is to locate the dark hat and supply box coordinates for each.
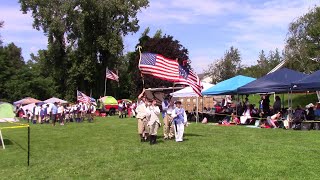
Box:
[175,100,182,104]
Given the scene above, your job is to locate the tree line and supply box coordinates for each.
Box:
[1,2,320,102]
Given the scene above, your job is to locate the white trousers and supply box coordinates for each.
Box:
[174,123,184,142]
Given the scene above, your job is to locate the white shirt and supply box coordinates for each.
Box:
[171,107,187,123]
[167,105,175,115]
[34,106,41,115]
[146,105,161,125]
[136,102,147,119]
[58,106,64,114]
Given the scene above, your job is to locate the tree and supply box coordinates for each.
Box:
[128,28,190,96]
[0,20,3,45]
[19,0,149,100]
[284,6,320,73]
[205,46,242,83]
[240,49,282,78]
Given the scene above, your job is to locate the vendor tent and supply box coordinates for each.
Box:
[22,103,36,113]
[44,97,68,104]
[292,70,320,91]
[100,96,118,105]
[0,102,18,122]
[237,68,307,94]
[202,75,256,95]
[171,82,214,97]
[14,97,41,106]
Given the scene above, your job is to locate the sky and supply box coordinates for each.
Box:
[0,0,319,73]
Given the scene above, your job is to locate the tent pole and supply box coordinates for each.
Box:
[196,97,199,123]
[287,91,290,108]
[282,93,285,109]
[0,130,5,149]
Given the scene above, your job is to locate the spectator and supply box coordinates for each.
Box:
[212,97,218,107]
[305,104,315,120]
[315,102,320,120]
[240,104,253,124]
[268,111,282,128]
[273,96,281,114]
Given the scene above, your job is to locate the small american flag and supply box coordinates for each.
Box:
[139,53,203,96]
[106,68,119,82]
[139,53,180,82]
[77,90,91,103]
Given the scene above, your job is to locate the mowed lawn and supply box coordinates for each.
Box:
[1,117,320,179]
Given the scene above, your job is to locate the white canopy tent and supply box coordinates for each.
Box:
[44,97,68,104]
[170,82,214,97]
[170,82,214,123]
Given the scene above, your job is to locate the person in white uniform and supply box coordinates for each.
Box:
[171,101,187,142]
[146,99,161,145]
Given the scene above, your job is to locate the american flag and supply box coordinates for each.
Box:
[77,90,91,103]
[139,53,180,81]
[139,53,203,96]
[106,68,119,82]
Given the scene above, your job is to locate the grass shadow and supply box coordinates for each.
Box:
[3,139,14,145]
[184,133,203,137]
[3,136,27,152]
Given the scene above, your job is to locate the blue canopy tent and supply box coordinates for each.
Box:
[237,68,307,94]
[202,75,256,95]
[292,70,320,91]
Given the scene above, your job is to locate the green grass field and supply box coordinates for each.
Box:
[1,117,320,179]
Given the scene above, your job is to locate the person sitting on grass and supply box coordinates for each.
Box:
[231,113,240,125]
[267,111,282,128]
[260,119,271,129]
[240,104,253,124]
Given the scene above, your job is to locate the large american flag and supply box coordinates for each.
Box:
[77,90,91,103]
[106,68,119,82]
[139,53,180,81]
[139,53,203,96]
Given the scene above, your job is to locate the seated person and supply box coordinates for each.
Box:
[240,104,253,124]
[267,111,282,128]
[231,113,240,125]
[221,103,233,122]
[315,102,320,120]
[293,106,306,123]
[260,119,271,128]
[305,104,315,121]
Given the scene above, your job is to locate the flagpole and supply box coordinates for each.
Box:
[137,46,145,88]
[104,67,107,97]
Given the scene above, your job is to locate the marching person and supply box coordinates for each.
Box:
[172,101,188,142]
[163,100,175,140]
[87,103,96,123]
[57,103,65,125]
[146,99,161,145]
[136,89,149,142]
[51,102,58,126]
[161,96,170,118]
